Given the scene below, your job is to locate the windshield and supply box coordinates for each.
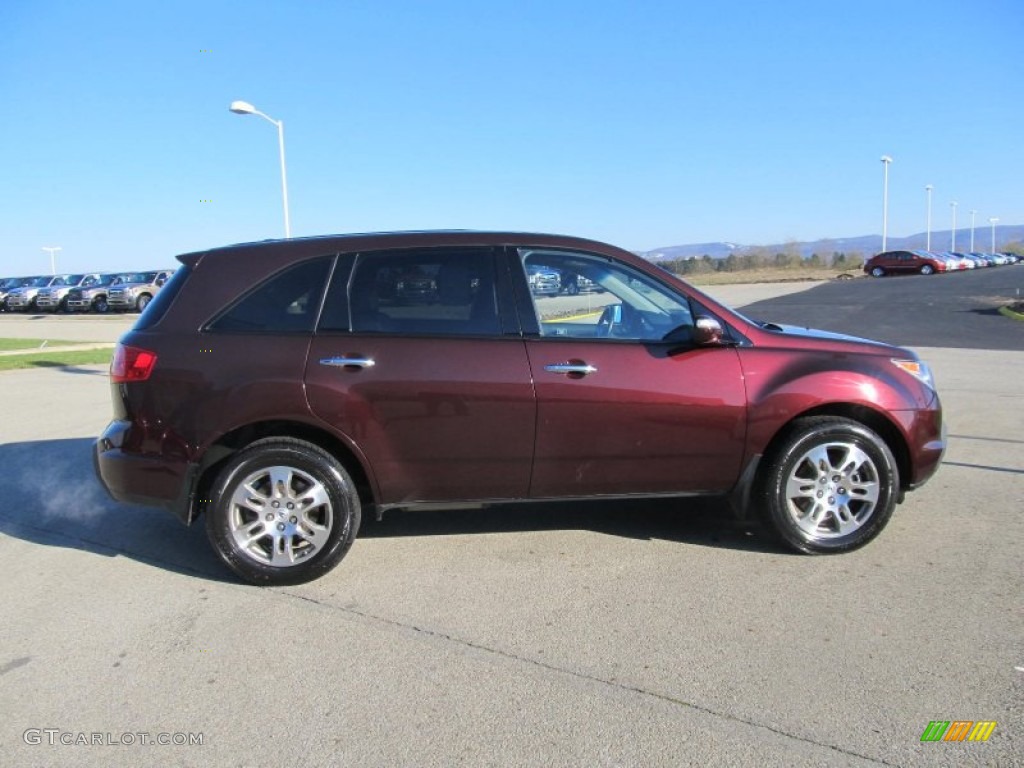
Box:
[120,273,150,284]
[30,276,55,287]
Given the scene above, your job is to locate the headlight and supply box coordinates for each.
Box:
[892,359,935,389]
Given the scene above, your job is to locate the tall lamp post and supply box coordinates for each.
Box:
[42,246,61,276]
[925,185,933,251]
[229,100,291,239]
[880,155,893,252]
[969,210,978,252]
[950,202,958,252]
[989,217,999,252]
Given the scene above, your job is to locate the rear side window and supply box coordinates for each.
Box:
[329,248,500,336]
[208,256,333,333]
[133,267,186,330]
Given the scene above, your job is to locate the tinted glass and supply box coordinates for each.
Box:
[343,248,500,336]
[134,266,189,330]
[207,257,332,333]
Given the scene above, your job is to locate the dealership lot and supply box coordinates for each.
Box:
[0,274,1021,767]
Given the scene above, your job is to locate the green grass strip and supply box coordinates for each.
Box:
[0,337,94,351]
[0,348,113,372]
[999,305,1024,322]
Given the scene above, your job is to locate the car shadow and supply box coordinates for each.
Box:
[28,362,108,375]
[361,498,783,554]
[0,438,788,586]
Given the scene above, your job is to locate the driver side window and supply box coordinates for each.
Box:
[519,249,694,341]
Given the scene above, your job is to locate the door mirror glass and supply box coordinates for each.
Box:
[693,315,724,345]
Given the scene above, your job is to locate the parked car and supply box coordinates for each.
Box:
[527,264,561,295]
[0,277,35,311]
[95,231,945,585]
[864,250,947,277]
[65,273,127,313]
[559,272,602,295]
[5,275,69,311]
[35,273,106,312]
[107,269,175,312]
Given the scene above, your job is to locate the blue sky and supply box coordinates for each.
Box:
[2,0,1022,273]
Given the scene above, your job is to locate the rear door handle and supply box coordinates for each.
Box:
[544,363,597,376]
[320,356,376,370]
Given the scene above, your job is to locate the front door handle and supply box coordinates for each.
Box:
[544,363,597,376]
[320,356,376,370]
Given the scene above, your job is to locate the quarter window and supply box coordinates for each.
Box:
[519,249,694,341]
[207,256,332,333]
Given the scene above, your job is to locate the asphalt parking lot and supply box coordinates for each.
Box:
[0,274,1021,767]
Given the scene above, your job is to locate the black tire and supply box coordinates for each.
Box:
[757,416,898,554]
[205,438,361,585]
[136,294,151,312]
[566,282,579,296]
[920,264,934,275]
[870,266,885,277]
[93,296,109,314]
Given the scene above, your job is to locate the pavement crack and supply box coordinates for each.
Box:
[280,589,898,767]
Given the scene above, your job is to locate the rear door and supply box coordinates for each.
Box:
[509,247,747,498]
[305,246,536,505]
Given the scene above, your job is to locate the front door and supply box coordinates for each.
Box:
[513,247,747,498]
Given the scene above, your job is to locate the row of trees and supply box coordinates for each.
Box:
[658,249,866,276]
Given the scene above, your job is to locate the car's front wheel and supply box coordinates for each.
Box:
[920,264,934,275]
[93,296,109,313]
[870,266,885,277]
[205,438,361,585]
[758,417,898,554]
[136,294,151,312]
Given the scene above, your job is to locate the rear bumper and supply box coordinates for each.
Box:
[94,420,196,524]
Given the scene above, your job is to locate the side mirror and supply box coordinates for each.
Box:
[693,315,724,345]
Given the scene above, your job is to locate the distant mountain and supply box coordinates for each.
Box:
[642,225,1024,260]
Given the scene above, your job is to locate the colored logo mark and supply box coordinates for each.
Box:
[920,721,996,742]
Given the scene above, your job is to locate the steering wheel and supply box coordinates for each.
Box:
[597,303,646,338]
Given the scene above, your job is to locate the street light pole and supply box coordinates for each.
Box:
[925,185,933,250]
[989,217,999,252]
[950,202,958,252]
[229,100,292,239]
[969,210,977,252]
[880,156,893,252]
[41,246,61,275]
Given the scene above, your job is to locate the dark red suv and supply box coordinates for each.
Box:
[95,231,945,584]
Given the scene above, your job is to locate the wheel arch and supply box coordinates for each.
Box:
[759,403,911,493]
[190,419,377,524]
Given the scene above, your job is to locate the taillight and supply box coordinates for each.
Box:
[110,344,157,382]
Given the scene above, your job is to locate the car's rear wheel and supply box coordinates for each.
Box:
[205,438,361,585]
[758,417,898,554]
[870,266,885,277]
[920,264,934,275]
